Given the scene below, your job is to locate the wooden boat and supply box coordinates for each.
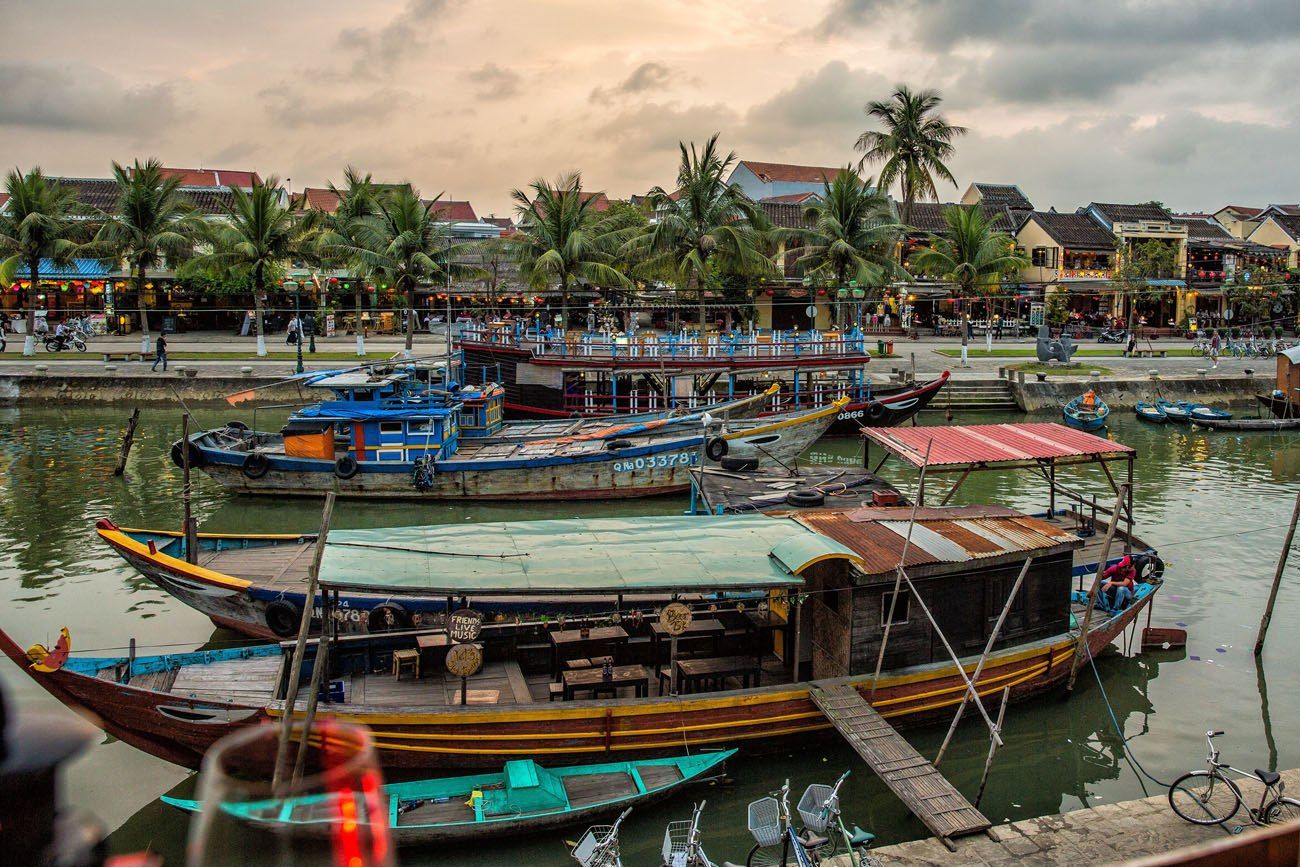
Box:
[1258,345,1300,419]
[1256,391,1299,419]
[1177,402,1233,422]
[457,320,946,434]
[1192,416,1300,432]
[1062,393,1109,431]
[160,751,732,845]
[1156,399,1190,423]
[1134,402,1166,423]
[181,394,847,501]
[8,506,1164,773]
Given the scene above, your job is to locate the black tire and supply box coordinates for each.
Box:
[866,400,887,422]
[334,456,359,479]
[605,439,632,451]
[43,338,58,352]
[1265,797,1300,824]
[225,420,249,432]
[74,338,86,352]
[368,603,409,632]
[264,600,302,638]
[1168,771,1241,825]
[170,440,206,469]
[720,456,759,472]
[786,488,825,507]
[241,452,270,479]
[705,436,728,461]
[1135,553,1165,580]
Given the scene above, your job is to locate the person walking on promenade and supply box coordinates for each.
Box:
[151,332,168,372]
[1210,329,1220,369]
[286,315,300,346]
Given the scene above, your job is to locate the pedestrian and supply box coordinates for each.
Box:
[151,332,168,372]
[984,323,993,354]
[286,315,299,345]
[1210,329,1220,368]
[1125,332,1136,358]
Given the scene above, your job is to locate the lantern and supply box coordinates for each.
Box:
[1198,270,1206,278]
[764,288,775,297]
[329,276,339,284]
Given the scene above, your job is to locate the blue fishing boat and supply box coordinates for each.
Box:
[1178,401,1233,422]
[161,751,734,846]
[1062,392,1109,431]
[1156,399,1190,423]
[1134,402,1166,424]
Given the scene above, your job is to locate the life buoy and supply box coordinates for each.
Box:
[368,603,409,632]
[170,440,206,469]
[265,600,301,638]
[335,456,360,479]
[705,436,728,461]
[242,452,270,479]
[786,488,825,507]
[605,439,632,451]
[720,456,759,472]
[225,421,249,432]
[866,401,887,422]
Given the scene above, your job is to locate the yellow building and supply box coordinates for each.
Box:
[1246,215,1300,268]
[1015,211,1116,319]
[1212,205,1264,240]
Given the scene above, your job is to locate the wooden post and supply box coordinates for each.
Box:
[126,637,136,685]
[181,413,198,564]
[113,408,140,476]
[974,687,1011,809]
[272,492,336,793]
[934,557,1033,767]
[668,635,679,696]
[790,594,802,681]
[291,628,331,787]
[1066,485,1128,691]
[1255,490,1300,655]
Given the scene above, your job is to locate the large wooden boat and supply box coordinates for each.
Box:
[457,321,946,434]
[1256,346,1300,418]
[161,751,733,845]
[8,506,1165,773]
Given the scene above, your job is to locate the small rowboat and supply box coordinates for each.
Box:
[1156,400,1190,423]
[1062,394,1109,431]
[162,751,734,846]
[1178,402,1233,422]
[1192,416,1300,432]
[1134,402,1166,424]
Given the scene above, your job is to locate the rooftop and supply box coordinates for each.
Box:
[863,422,1135,470]
[908,202,1019,234]
[1024,211,1115,250]
[970,183,1033,211]
[760,192,820,205]
[156,167,261,188]
[423,199,478,222]
[1215,205,1263,219]
[735,160,843,185]
[1173,216,1234,241]
[759,200,809,229]
[1084,202,1174,227]
[1261,214,1300,242]
[49,177,236,215]
[301,187,342,213]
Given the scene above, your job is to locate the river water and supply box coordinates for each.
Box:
[2,404,1298,865]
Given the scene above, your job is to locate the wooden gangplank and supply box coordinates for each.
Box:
[809,682,990,845]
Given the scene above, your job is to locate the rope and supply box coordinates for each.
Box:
[1085,647,1174,789]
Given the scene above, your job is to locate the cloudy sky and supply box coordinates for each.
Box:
[3,0,1298,216]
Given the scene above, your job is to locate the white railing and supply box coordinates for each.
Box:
[458,324,875,360]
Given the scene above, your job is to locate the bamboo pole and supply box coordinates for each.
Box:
[272,492,336,793]
[1066,485,1128,691]
[1255,490,1300,655]
[934,556,1033,767]
[114,408,140,476]
[974,687,1011,809]
[292,596,333,787]
[181,413,196,565]
[870,440,933,701]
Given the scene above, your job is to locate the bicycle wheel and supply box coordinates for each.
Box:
[1169,771,1241,825]
[1264,796,1300,824]
[747,842,788,867]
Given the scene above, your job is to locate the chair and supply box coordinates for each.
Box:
[392,648,420,680]
[565,658,593,671]
[549,682,565,702]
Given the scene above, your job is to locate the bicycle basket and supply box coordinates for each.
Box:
[797,784,837,834]
[663,819,705,867]
[747,796,783,848]
[572,824,620,867]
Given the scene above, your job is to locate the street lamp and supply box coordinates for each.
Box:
[284,280,304,374]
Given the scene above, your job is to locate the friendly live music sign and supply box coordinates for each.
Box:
[448,608,483,643]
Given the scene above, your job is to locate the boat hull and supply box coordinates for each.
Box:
[1,589,1155,773]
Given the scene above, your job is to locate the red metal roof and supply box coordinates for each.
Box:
[302,187,342,212]
[863,422,1134,469]
[424,199,478,222]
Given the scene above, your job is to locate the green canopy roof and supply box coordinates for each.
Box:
[317,514,830,596]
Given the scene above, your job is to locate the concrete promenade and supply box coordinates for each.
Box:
[848,768,1300,866]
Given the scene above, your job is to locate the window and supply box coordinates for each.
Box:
[1031,247,1058,268]
[408,419,436,434]
[881,589,911,627]
[987,575,1026,620]
[379,421,404,434]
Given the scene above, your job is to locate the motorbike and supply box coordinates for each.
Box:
[43,331,87,353]
[1097,328,1128,344]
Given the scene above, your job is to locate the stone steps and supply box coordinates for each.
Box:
[923,379,1019,411]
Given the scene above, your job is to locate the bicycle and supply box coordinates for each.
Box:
[572,807,631,867]
[744,776,878,866]
[1168,730,1300,831]
[798,771,879,866]
[663,800,714,867]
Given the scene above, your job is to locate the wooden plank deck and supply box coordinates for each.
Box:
[808,682,990,845]
[170,655,283,704]
[201,543,315,588]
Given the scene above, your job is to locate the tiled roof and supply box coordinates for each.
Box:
[1217,205,1263,219]
[301,187,342,213]
[0,193,8,209]
[179,188,238,215]
[737,160,840,184]
[1264,214,1300,242]
[56,178,120,210]
[579,191,611,212]
[1084,202,1173,225]
[759,201,809,229]
[423,199,478,222]
[972,182,1032,210]
[484,216,513,229]
[760,192,820,204]
[157,167,261,188]
[1261,204,1300,218]
[908,202,1018,234]
[1173,216,1233,241]
[1026,211,1115,249]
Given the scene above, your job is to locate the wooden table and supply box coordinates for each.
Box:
[662,656,762,695]
[649,618,724,676]
[562,664,650,700]
[549,626,629,679]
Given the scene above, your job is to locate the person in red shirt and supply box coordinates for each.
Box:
[1100,555,1137,609]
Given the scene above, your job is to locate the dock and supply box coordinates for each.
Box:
[809,682,990,846]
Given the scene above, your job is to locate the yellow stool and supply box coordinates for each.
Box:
[392,649,420,680]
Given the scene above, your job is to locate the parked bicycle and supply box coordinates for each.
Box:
[1168,730,1300,831]
[662,800,714,867]
[572,807,631,867]
[744,776,879,866]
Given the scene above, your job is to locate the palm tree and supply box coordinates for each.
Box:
[855,85,966,228]
[910,205,1028,364]
[0,169,86,355]
[344,186,471,353]
[311,167,382,356]
[188,177,307,356]
[632,134,774,332]
[788,168,902,329]
[511,173,628,330]
[92,159,204,354]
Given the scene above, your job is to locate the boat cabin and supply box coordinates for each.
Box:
[1276,345,1300,402]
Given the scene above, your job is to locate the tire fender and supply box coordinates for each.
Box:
[786,488,826,507]
[171,440,206,469]
[265,599,302,638]
[335,456,360,479]
[719,456,759,472]
[705,436,728,462]
[242,452,270,479]
[866,401,887,422]
[368,602,409,632]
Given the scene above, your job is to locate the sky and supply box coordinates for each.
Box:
[2,0,1298,217]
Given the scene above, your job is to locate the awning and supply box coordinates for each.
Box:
[316,514,818,596]
[863,422,1134,469]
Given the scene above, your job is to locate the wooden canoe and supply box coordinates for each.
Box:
[1192,416,1300,432]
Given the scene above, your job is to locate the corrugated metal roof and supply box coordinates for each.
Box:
[794,509,1081,578]
[863,422,1134,469]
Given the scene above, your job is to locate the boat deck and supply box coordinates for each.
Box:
[201,543,316,589]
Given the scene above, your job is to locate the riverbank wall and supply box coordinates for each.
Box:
[1006,371,1264,412]
[0,371,307,406]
